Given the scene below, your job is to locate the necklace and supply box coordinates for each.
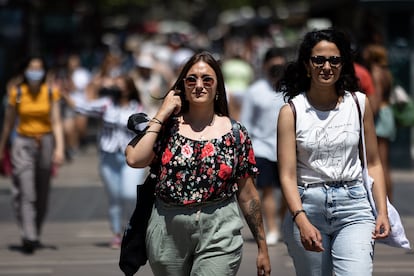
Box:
[183,114,216,140]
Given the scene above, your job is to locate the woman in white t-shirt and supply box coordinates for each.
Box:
[276,29,390,276]
[75,74,147,249]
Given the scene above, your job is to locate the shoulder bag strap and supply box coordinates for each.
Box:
[230,118,240,146]
[350,92,368,169]
[230,118,241,182]
[288,100,296,130]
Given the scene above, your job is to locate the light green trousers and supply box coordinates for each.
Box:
[146,196,244,276]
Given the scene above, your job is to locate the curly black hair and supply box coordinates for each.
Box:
[276,28,360,101]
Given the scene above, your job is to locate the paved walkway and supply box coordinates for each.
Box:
[0,145,413,275]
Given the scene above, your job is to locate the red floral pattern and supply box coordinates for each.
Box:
[154,118,258,205]
[181,143,193,158]
[218,163,232,180]
[201,142,215,158]
[161,148,173,165]
[248,148,256,164]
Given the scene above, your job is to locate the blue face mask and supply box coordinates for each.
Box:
[25,69,45,82]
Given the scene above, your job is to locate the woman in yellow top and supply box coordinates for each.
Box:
[0,55,64,254]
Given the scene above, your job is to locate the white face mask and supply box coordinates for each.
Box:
[25,69,45,82]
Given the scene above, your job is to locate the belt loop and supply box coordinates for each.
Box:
[195,209,201,222]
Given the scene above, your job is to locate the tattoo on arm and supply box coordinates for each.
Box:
[243,199,265,242]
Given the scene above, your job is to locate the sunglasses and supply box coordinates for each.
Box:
[184,75,215,88]
[310,56,343,68]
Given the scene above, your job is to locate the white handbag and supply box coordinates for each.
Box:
[353,92,410,249]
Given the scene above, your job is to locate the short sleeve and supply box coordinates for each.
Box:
[152,118,176,164]
[233,123,259,179]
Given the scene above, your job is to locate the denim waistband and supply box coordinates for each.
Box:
[299,180,359,188]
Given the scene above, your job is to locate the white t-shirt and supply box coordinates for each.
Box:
[76,97,143,153]
[291,91,365,185]
[240,79,285,162]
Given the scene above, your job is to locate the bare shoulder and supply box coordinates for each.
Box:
[279,103,293,119]
[215,115,232,131]
[199,115,232,139]
[280,103,291,112]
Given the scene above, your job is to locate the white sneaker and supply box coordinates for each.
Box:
[266,231,279,246]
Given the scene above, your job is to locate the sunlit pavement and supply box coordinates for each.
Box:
[0,145,413,276]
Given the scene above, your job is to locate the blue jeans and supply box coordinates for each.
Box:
[99,150,147,234]
[283,181,376,276]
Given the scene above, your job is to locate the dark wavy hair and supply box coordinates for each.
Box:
[276,28,359,101]
[169,51,229,116]
[122,74,142,103]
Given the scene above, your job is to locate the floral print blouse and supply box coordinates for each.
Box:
[152,117,258,205]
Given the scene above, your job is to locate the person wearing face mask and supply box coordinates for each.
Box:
[74,74,147,249]
[0,55,65,254]
[240,47,287,246]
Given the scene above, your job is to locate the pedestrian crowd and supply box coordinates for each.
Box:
[0,23,407,276]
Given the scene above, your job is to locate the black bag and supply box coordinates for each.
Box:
[119,112,158,275]
[119,173,156,276]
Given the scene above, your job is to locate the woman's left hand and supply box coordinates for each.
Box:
[373,213,391,239]
[53,149,65,166]
[257,250,271,276]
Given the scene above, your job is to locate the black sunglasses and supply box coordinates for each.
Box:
[310,56,343,68]
[183,75,215,88]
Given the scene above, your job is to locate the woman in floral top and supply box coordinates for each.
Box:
[125,51,270,276]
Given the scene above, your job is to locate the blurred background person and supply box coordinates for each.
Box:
[78,51,123,148]
[222,38,255,120]
[166,32,195,79]
[74,74,147,249]
[50,53,92,161]
[63,53,92,160]
[0,55,65,254]
[130,52,164,117]
[353,62,375,96]
[240,47,287,246]
[362,44,396,201]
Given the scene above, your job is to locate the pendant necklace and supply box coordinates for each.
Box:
[185,114,216,141]
[198,114,215,140]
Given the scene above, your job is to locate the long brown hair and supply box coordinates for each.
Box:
[170,51,229,116]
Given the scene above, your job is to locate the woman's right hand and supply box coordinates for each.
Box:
[155,90,182,122]
[296,216,325,252]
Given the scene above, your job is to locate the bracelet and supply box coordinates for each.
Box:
[292,209,306,221]
[145,130,159,134]
[151,117,163,125]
